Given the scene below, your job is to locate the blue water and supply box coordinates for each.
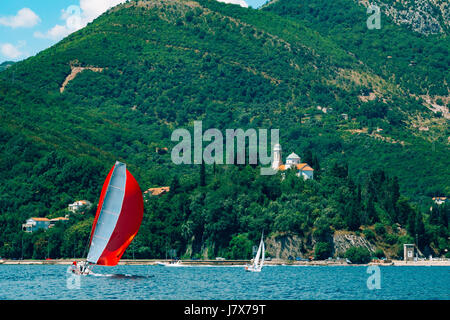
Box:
[0,265,448,300]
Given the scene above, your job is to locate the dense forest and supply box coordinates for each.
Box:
[0,0,448,260]
[1,159,449,260]
[264,0,449,96]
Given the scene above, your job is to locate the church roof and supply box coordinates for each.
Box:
[286,152,300,159]
[297,163,314,171]
[278,163,314,171]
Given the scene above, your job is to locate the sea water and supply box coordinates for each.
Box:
[0,265,448,300]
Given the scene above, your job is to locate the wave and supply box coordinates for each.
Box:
[91,273,154,279]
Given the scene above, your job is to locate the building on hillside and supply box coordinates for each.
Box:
[317,106,333,114]
[48,217,69,229]
[144,186,170,197]
[432,197,447,205]
[155,147,169,154]
[22,218,50,233]
[22,216,69,232]
[68,200,92,213]
[271,144,314,180]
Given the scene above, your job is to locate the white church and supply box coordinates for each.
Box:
[271,144,314,180]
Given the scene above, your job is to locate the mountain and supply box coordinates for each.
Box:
[263,0,449,35]
[0,61,14,72]
[0,0,448,259]
[263,0,449,96]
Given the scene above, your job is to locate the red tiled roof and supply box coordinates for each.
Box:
[50,217,69,221]
[278,163,314,171]
[296,163,314,171]
[144,186,170,196]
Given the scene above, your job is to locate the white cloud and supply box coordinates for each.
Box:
[0,42,26,59]
[34,0,250,42]
[79,0,127,23]
[0,8,41,28]
[34,0,126,41]
[217,0,249,8]
[34,25,73,41]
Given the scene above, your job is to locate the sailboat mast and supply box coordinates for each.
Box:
[254,241,262,268]
[260,240,265,268]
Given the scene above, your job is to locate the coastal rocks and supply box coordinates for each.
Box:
[266,232,377,259]
[333,232,376,257]
[265,233,308,259]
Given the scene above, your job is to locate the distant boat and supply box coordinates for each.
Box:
[157,260,183,267]
[71,161,144,275]
[245,232,265,272]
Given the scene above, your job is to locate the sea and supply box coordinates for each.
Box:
[0,264,449,300]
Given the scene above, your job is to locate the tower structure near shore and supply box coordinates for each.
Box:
[403,244,415,261]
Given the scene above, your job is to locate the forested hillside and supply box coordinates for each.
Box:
[0,0,448,260]
[264,0,449,96]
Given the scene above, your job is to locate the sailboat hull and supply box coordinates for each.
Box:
[245,265,262,272]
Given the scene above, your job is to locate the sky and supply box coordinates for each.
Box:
[0,0,268,63]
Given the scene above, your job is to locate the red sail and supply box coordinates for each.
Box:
[87,162,143,266]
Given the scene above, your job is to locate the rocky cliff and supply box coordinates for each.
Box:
[265,231,376,259]
[332,231,376,257]
[358,0,449,35]
[265,233,310,259]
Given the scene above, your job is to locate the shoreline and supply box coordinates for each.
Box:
[1,258,449,266]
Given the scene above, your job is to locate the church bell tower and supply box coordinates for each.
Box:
[271,143,282,170]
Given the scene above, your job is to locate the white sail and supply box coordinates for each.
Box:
[253,238,262,268]
[245,232,265,272]
[260,240,265,268]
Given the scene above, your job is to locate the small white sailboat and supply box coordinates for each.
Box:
[245,232,265,272]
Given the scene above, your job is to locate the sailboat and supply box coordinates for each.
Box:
[245,232,265,272]
[71,161,144,275]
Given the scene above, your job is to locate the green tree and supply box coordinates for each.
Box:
[344,247,371,264]
[314,242,332,260]
[414,211,426,249]
[228,233,252,260]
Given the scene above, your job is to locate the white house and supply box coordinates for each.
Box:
[22,216,69,232]
[271,144,314,180]
[432,197,447,205]
[22,218,51,233]
[68,200,92,213]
